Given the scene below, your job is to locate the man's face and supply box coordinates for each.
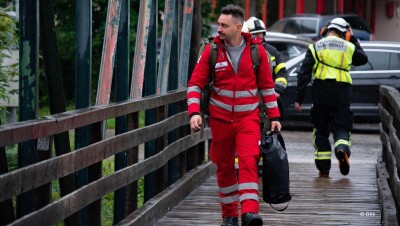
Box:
[252,32,264,39]
[217,14,242,41]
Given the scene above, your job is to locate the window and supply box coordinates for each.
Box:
[268,42,308,61]
[269,20,287,33]
[353,50,391,71]
[278,19,317,35]
[389,52,400,70]
[300,20,317,34]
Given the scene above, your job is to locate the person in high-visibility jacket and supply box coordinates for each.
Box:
[294,17,368,177]
[246,17,288,110]
[188,5,281,226]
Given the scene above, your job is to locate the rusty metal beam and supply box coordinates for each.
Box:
[96,0,122,105]
[130,0,153,99]
[178,0,194,89]
[93,0,122,225]
[157,0,178,94]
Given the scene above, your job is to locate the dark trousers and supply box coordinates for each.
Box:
[310,103,353,173]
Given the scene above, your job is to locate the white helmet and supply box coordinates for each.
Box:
[246,17,267,34]
[327,17,349,33]
[241,21,249,33]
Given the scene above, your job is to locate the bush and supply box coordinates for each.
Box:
[0,7,18,110]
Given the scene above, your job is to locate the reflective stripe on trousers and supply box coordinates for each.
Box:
[210,114,261,217]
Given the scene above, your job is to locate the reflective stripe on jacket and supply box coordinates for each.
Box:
[309,36,355,84]
[187,32,280,122]
[263,42,288,94]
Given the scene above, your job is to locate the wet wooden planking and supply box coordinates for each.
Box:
[155,162,381,226]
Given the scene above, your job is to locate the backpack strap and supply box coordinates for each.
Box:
[200,41,218,119]
[250,43,261,76]
[209,42,218,83]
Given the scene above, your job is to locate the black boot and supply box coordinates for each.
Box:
[241,212,263,226]
[221,216,239,226]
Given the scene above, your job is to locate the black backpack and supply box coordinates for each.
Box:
[198,37,262,116]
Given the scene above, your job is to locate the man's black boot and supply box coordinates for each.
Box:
[221,216,239,226]
[241,212,263,226]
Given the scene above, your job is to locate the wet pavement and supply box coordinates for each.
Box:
[282,128,381,164]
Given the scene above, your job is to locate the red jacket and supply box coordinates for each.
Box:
[187,32,280,122]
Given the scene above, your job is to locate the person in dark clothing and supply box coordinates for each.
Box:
[294,17,368,177]
[246,17,289,100]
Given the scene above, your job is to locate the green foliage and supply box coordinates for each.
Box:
[0,7,18,110]
[5,144,17,170]
[50,0,141,107]
[102,156,115,225]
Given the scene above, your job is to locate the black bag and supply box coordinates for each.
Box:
[260,130,291,211]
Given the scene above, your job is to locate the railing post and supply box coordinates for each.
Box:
[156,0,179,189]
[128,0,157,207]
[17,0,39,218]
[186,0,205,171]
[113,0,129,223]
[92,0,122,225]
[75,0,92,225]
[142,0,158,203]
[177,0,195,177]
[40,1,79,225]
[167,0,179,186]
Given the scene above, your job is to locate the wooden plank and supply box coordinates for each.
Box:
[156,162,382,226]
[380,85,400,140]
[0,112,188,202]
[0,90,186,147]
[382,131,400,209]
[382,103,400,168]
[6,129,211,226]
[376,154,399,225]
[117,162,216,225]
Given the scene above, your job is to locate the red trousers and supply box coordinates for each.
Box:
[209,112,261,218]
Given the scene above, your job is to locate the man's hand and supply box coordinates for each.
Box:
[190,115,202,132]
[270,121,282,132]
[275,93,280,98]
[348,26,353,36]
[295,102,302,112]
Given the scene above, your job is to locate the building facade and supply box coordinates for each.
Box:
[212,0,400,41]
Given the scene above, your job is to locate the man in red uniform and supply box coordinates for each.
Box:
[187,5,281,226]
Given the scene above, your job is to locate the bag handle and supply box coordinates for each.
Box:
[270,129,286,151]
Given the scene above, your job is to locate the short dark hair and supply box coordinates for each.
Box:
[221,4,244,23]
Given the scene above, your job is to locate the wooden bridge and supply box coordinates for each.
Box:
[0,1,399,226]
[1,86,399,226]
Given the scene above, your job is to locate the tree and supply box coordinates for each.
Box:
[50,0,142,107]
[0,7,18,110]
